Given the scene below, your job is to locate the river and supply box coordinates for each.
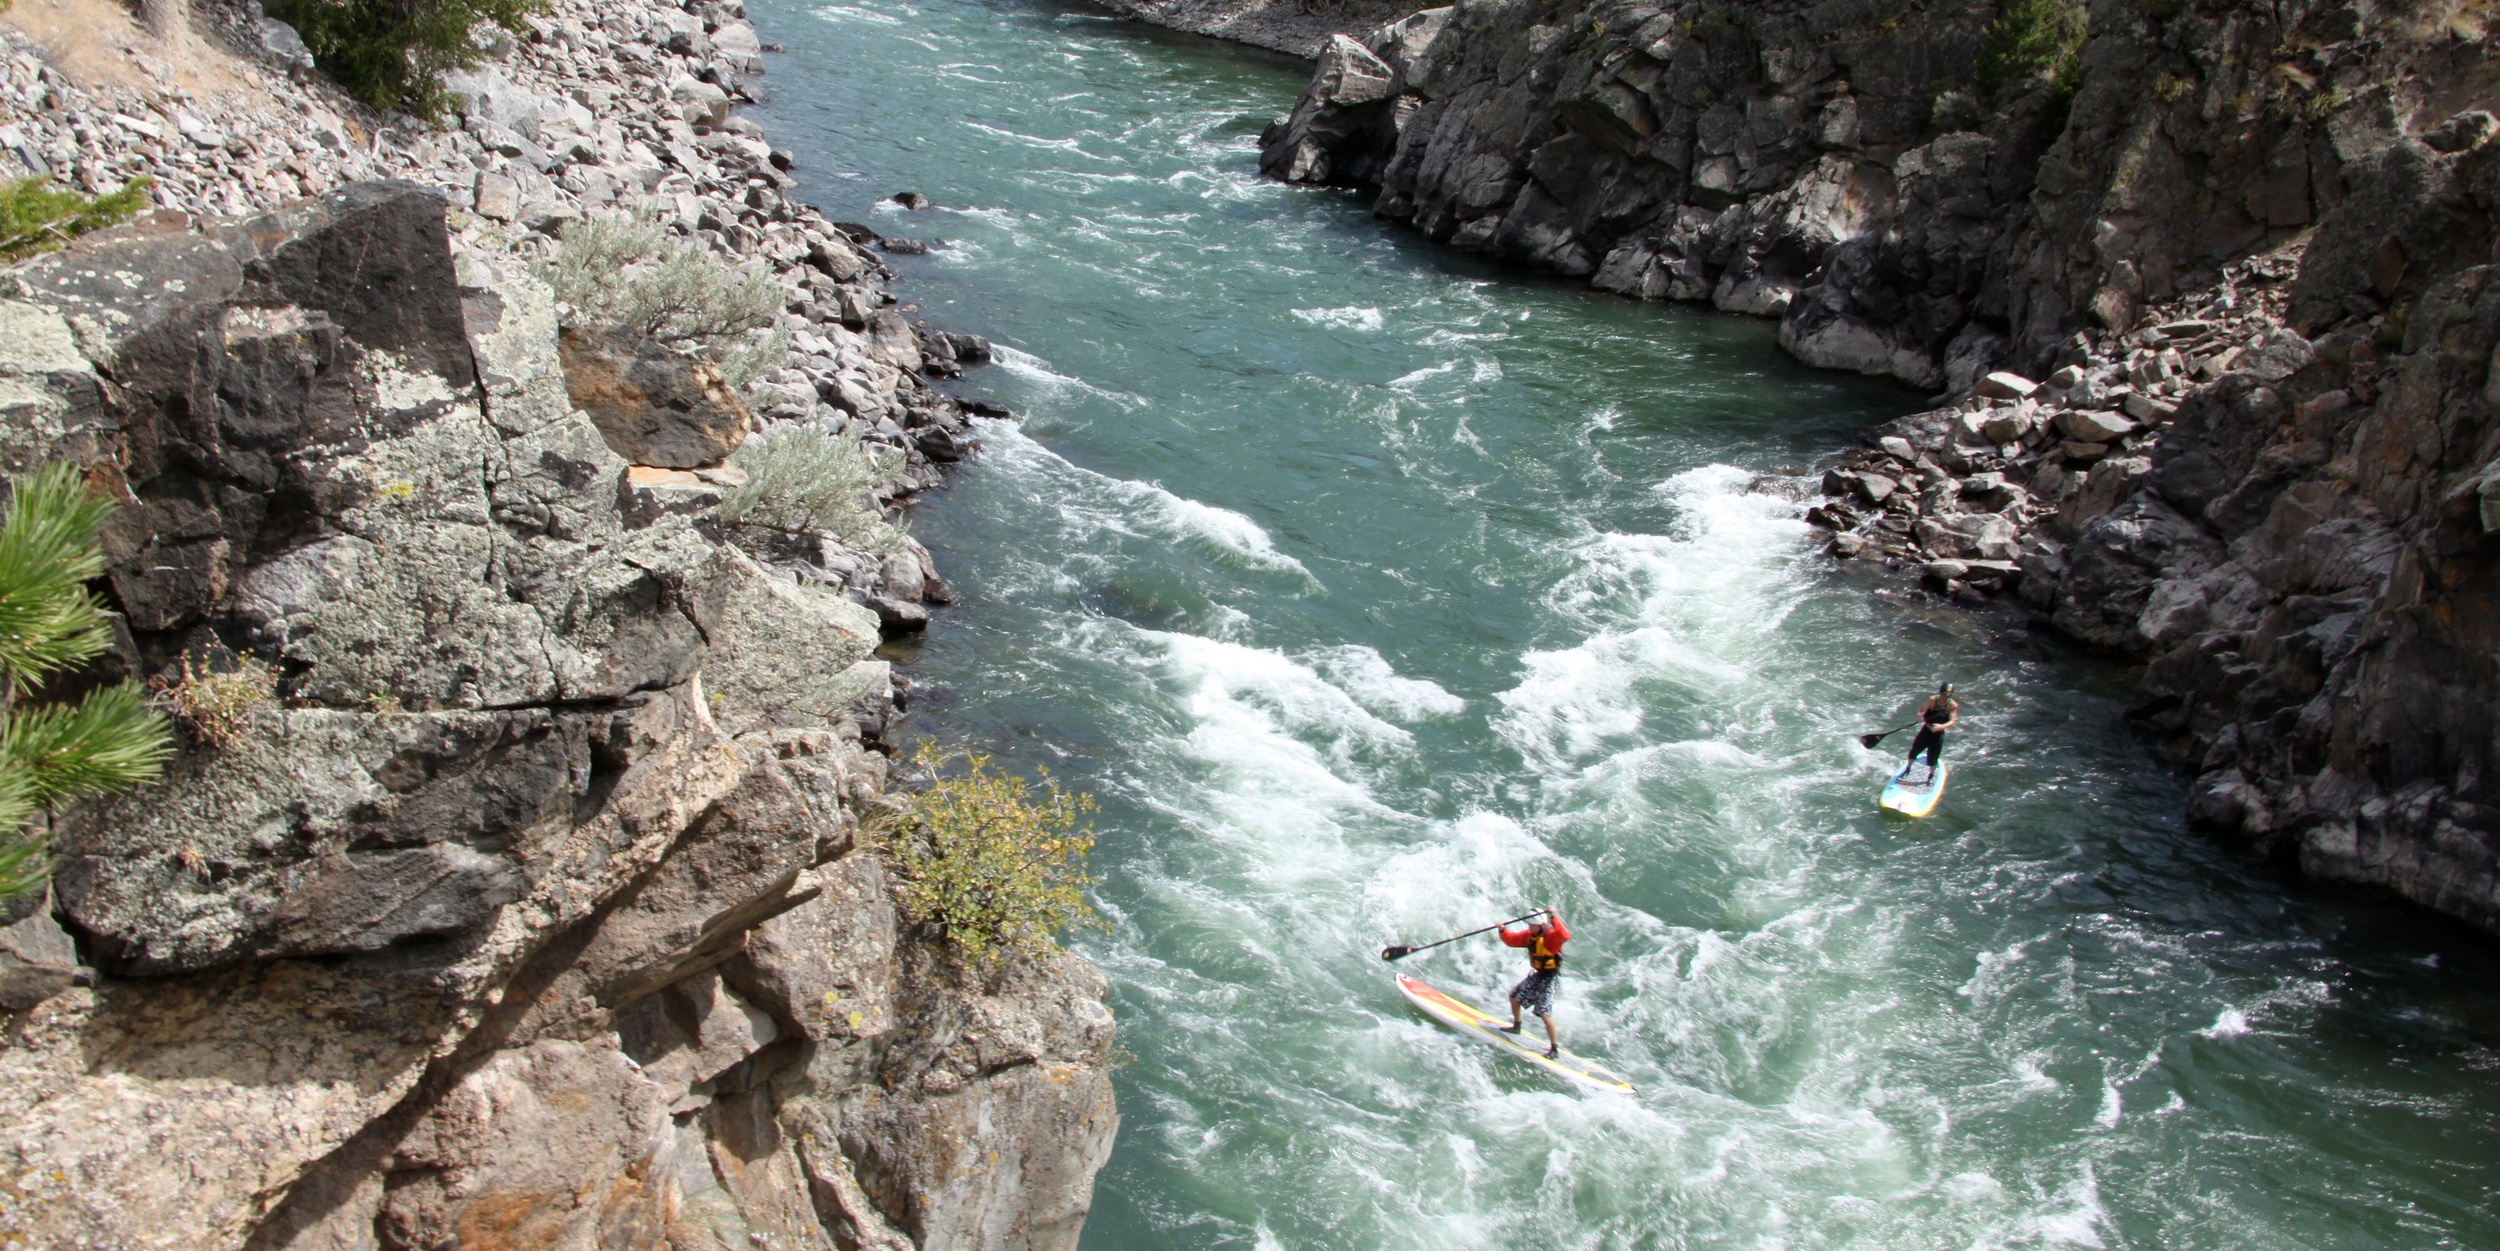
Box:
[747,2,2500,1245]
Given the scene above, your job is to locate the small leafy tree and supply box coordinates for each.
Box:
[266,0,547,117]
[1973,0,2087,102]
[719,423,909,553]
[884,746,1102,969]
[1,176,154,263]
[0,466,174,901]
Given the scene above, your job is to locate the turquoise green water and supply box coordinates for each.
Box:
[749,4,2500,1246]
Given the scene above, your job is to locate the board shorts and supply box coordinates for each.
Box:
[1509,969,1559,1018]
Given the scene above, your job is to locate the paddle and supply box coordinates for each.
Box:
[1381,909,1551,962]
[1857,722,1918,749]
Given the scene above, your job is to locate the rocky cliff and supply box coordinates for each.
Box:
[0,1,1116,1247]
[1255,0,2500,930]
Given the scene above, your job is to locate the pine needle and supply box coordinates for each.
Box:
[0,465,118,684]
[2,684,174,803]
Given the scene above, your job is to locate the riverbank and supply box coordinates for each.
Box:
[0,1,1115,1246]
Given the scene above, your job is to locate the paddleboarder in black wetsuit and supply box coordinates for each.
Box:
[1496,908,1568,1059]
[1905,683,1958,782]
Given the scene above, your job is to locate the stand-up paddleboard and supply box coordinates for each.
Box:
[1880,760,1950,817]
[1395,972,1636,1094]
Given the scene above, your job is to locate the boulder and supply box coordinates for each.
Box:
[472,170,521,221]
[1310,35,1396,107]
[561,325,756,468]
[2121,392,2178,424]
[1913,512,2019,561]
[1975,371,2038,400]
[2059,408,2138,442]
[1850,472,1898,505]
[256,17,317,79]
[0,891,78,1009]
[669,75,733,130]
[1981,408,2032,443]
[440,68,545,140]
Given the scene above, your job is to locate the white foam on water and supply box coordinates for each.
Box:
[2199,1007,2252,1039]
[1148,493,1314,579]
[1308,644,1466,722]
[2026,1166,2110,1248]
[1160,630,1416,763]
[986,344,1147,409]
[1291,305,1386,332]
[1496,465,1813,770]
[808,2,908,25]
[1389,360,1459,390]
[962,120,1111,160]
[975,421,1315,582]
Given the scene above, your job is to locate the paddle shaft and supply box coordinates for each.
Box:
[1382,909,1550,962]
[1858,721,1919,748]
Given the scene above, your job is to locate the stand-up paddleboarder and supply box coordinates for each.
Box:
[1496,908,1568,1058]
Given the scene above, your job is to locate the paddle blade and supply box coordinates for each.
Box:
[1858,732,1887,748]
[1380,945,1414,962]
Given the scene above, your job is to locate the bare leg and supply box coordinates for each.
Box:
[1542,1014,1560,1058]
[1502,996,1523,1032]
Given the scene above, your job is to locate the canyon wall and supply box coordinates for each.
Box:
[1252,0,2500,930]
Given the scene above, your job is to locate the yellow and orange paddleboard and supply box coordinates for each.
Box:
[1395,972,1636,1094]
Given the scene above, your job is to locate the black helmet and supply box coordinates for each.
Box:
[1939,682,1955,694]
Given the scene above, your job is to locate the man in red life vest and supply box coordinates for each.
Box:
[1497,907,1568,1058]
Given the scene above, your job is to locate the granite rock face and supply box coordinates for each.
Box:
[2117,264,2500,928]
[1257,0,2484,389]
[0,182,1115,1250]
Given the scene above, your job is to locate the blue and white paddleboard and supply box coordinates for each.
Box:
[1879,761,1950,817]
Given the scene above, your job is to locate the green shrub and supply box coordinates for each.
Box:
[718,423,909,552]
[1973,0,2087,101]
[266,0,546,117]
[0,466,174,901]
[884,746,1102,969]
[1,176,153,263]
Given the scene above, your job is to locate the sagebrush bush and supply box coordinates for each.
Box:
[1,176,153,263]
[883,746,1102,968]
[541,210,788,386]
[717,321,793,391]
[719,423,908,552]
[266,0,546,117]
[543,211,782,343]
[153,651,280,748]
[0,466,173,901]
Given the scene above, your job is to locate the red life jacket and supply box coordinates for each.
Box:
[1503,919,1569,971]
